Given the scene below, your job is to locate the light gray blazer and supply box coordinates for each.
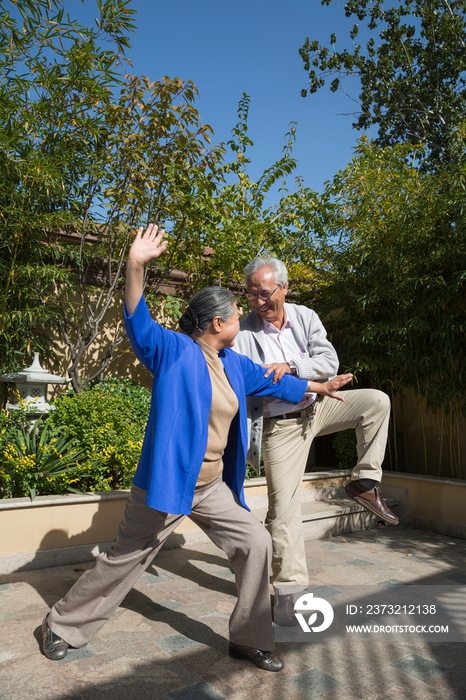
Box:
[234,303,339,471]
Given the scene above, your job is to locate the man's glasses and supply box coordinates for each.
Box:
[246,284,280,302]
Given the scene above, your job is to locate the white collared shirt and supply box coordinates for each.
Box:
[261,309,316,418]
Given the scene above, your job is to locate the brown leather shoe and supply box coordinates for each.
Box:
[273,593,299,627]
[229,642,284,672]
[345,480,399,525]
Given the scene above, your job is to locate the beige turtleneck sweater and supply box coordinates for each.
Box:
[195,338,239,486]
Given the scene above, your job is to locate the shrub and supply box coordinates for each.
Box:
[0,404,29,451]
[0,416,90,499]
[332,429,358,470]
[245,462,265,479]
[0,405,30,498]
[47,379,150,492]
[91,377,151,421]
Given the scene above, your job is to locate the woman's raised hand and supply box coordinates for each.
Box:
[125,224,168,315]
[128,224,168,267]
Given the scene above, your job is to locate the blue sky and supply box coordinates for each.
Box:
[79,0,367,196]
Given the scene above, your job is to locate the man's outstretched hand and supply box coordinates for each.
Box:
[127,224,168,267]
[311,374,353,402]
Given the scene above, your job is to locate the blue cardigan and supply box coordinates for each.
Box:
[124,296,307,514]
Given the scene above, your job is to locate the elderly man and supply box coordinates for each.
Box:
[234,256,398,626]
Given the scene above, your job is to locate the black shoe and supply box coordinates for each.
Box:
[42,615,69,660]
[229,642,284,672]
[273,593,299,627]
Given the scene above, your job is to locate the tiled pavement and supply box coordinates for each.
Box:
[0,525,466,700]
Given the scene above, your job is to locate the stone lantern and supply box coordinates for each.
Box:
[0,352,70,415]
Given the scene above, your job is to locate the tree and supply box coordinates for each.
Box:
[56,73,222,391]
[300,0,466,164]
[0,2,322,391]
[0,0,137,376]
[0,0,223,391]
[305,133,466,424]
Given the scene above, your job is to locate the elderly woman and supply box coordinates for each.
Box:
[42,224,351,671]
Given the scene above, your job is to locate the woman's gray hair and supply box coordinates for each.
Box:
[179,286,236,335]
[243,257,288,287]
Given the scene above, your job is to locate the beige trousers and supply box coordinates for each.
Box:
[262,388,390,595]
[48,477,274,651]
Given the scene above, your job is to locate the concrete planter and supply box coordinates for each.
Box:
[0,471,351,574]
[1,470,464,574]
[383,472,466,539]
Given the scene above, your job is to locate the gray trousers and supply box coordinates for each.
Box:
[49,477,274,651]
[263,388,391,594]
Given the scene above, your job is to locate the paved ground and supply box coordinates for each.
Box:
[0,524,465,700]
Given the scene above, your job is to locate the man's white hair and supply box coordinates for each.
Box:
[243,257,288,287]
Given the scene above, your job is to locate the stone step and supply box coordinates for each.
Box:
[250,495,399,522]
[250,496,401,541]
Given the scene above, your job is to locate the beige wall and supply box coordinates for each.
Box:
[0,475,341,558]
[0,477,268,557]
[0,496,129,556]
[0,480,268,558]
[384,473,466,526]
[2,473,465,560]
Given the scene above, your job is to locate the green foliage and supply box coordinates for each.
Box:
[0,0,225,388]
[148,293,184,326]
[306,134,466,417]
[0,0,137,374]
[332,430,357,470]
[89,376,151,421]
[0,0,326,397]
[47,381,150,491]
[57,71,224,391]
[163,296,184,323]
[300,0,466,164]
[0,404,28,451]
[0,377,150,498]
[0,0,325,387]
[300,2,466,474]
[245,462,265,479]
[0,413,89,499]
[0,405,30,493]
